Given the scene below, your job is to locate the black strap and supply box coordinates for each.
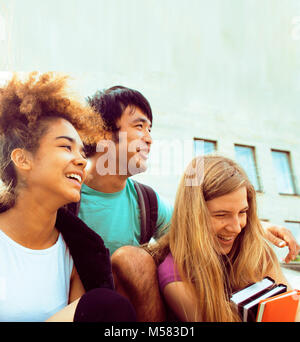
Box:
[134,181,158,244]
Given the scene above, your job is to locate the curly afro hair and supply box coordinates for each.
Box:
[0,72,104,146]
[0,72,105,211]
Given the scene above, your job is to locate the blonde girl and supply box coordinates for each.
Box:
[151,155,292,322]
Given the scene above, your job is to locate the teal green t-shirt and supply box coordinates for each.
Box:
[78,178,173,255]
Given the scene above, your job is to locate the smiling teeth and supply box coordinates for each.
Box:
[66,173,82,183]
[218,235,234,241]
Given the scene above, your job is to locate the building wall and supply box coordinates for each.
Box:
[1,0,300,233]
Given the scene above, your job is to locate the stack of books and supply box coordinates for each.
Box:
[230,276,300,322]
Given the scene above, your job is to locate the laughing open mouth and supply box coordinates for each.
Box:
[66,173,82,183]
[217,235,235,242]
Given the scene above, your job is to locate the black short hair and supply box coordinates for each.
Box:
[85,86,153,157]
[86,86,152,132]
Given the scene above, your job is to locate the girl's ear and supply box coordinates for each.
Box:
[10,148,33,171]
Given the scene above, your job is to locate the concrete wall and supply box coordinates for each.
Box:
[1,0,300,233]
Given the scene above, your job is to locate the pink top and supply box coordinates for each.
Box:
[157,252,182,291]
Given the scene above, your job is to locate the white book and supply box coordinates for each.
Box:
[231,277,274,306]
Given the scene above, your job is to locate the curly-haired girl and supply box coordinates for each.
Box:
[0,72,136,322]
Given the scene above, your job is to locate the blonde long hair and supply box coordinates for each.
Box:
[149,155,280,322]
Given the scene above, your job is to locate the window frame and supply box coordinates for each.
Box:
[193,138,217,156]
[234,144,261,192]
[271,149,297,195]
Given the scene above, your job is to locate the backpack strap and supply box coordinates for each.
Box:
[133,181,158,244]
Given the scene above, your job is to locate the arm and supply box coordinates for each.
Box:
[69,265,85,303]
[163,281,199,322]
[261,221,300,263]
[46,266,85,322]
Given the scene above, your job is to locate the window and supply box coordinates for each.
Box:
[194,139,216,156]
[234,145,260,191]
[271,150,296,194]
[284,221,300,260]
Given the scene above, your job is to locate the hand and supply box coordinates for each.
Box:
[261,221,300,263]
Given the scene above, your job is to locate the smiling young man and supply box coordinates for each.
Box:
[72,86,173,256]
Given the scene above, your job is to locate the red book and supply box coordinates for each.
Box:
[256,289,300,322]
